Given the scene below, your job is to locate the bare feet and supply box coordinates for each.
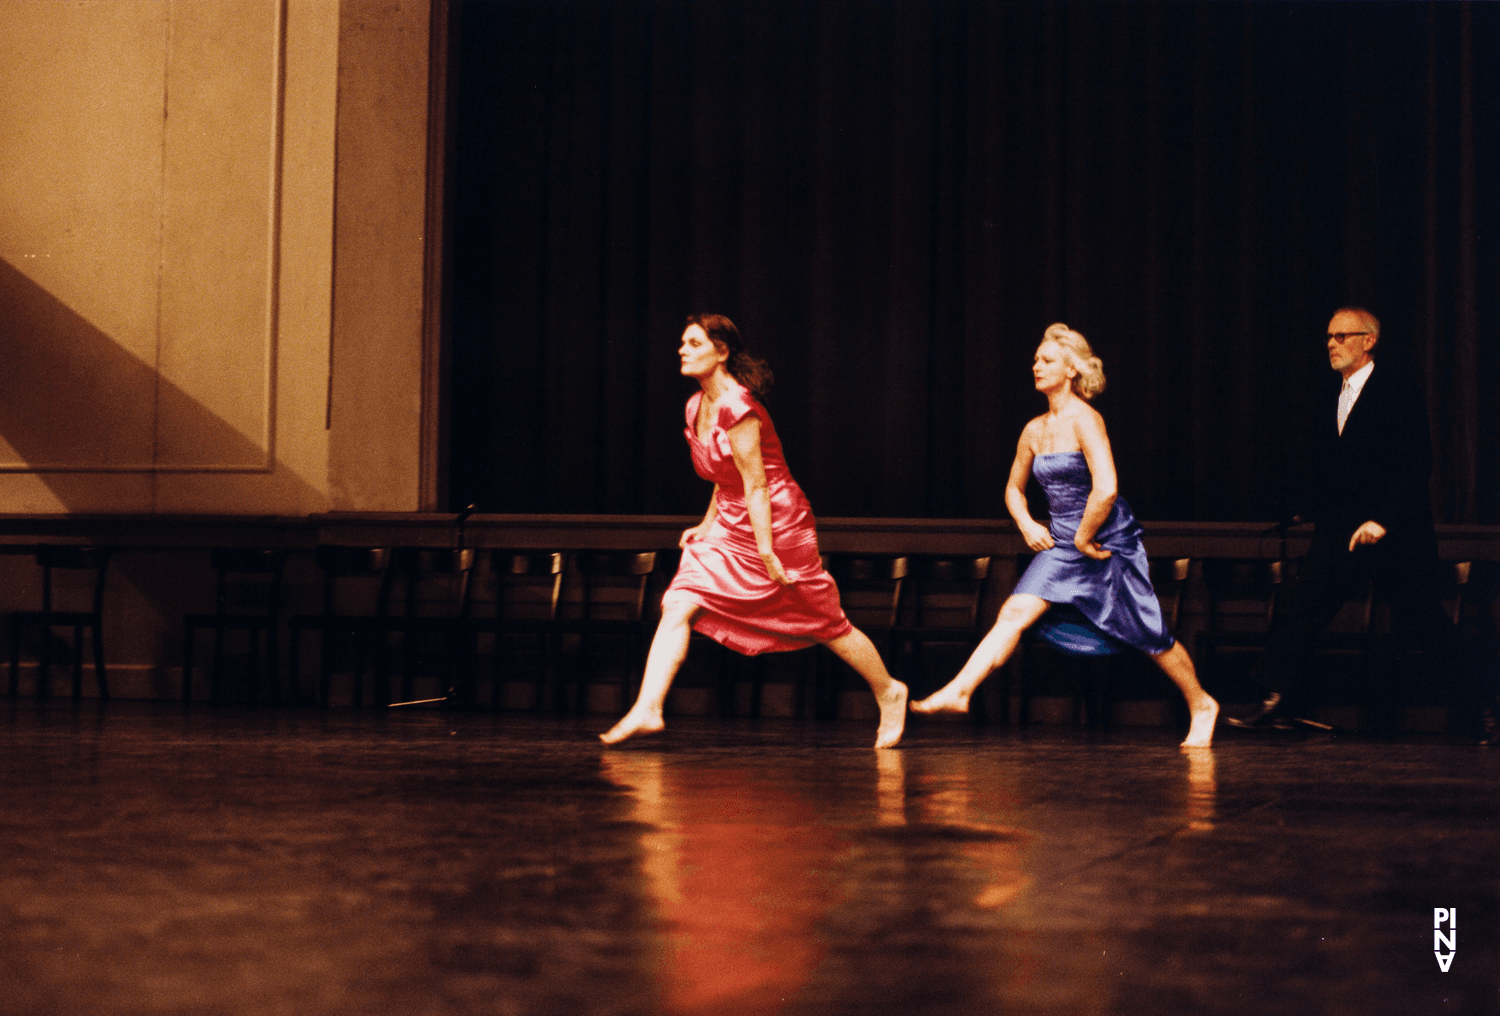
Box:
[875,681,908,749]
[1180,695,1219,748]
[910,685,971,715]
[599,709,665,745]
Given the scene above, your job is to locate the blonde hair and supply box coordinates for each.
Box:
[1043,323,1106,400]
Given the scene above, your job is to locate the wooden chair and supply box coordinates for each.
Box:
[182,548,286,704]
[8,545,111,700]
[482,549,565,711]
[811,554,908,720]
[287,546,394,707]
[556,551,658,714]
[383,547,477,706]
[1192,557,1288,696]
[889,555,992,713]
[1346,560,1473,732]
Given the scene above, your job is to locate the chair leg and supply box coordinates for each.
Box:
[91,622,108,701]
[211,621,226,704]
[8,619,20,698]
[813,650,835,721]
[542,630,561,713]
[38,622,52,700]
[1015,643,1033,727]
[575,635,592,715]
[72,624,84,700]
[266,626,281,706]
[247,623,262,704]
[318,629,335,707]
[708,642,725,718]
[182,623,197,704]
[371,630,391,707]
[400,627,418,703]
[492,629,511,713]
[748,656,765,719]
[289,627,303,705]
[628,626,648,715]
[979,639,1004,725]
[793,650,813,720]
[351,630,369,708]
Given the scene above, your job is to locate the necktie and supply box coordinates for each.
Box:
[1337,381,1354,436]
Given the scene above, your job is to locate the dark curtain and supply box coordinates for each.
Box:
[447,1,1497,524]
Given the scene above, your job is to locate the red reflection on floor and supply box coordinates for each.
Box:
[603,755,845,1016]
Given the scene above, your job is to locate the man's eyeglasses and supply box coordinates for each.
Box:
[1327,331,1372,342]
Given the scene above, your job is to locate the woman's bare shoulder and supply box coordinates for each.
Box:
[1018,415,1048,447]
[1068,401,1108,435]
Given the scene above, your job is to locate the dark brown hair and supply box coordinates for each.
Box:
[686,313,774,397]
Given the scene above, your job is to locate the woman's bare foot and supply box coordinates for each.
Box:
[600,709,665,745]
[1180,695,1219,748]
[875,681,908,748]
[910,685,971,715]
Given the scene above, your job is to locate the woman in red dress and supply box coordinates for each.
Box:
[601,314,908,748]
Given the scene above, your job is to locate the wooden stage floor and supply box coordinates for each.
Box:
[0,703,1494,1015]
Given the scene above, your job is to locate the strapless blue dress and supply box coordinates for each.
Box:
[1012,451,1174,656]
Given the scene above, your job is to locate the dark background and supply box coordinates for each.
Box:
[446,0,1497,524]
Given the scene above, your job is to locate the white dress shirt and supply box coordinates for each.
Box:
[1337,361,1374,436]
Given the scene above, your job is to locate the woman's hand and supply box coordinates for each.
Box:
[1075,537,1112,561]
[1021,520,1055,552]
[762,550,792,586]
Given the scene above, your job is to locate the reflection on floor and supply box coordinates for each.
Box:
[0,703,1494,1015]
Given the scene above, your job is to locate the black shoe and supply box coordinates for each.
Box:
[1226,693,1297,730]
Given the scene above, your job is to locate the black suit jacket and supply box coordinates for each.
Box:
[1300,364,1439,581]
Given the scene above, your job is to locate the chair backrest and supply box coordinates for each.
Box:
[393,547,476,618]
[1201,557,1284,630]
[575,551,658,621]
[490,550,565,621]
[825,554,909,630]
[909,555,991,628]
[207,548,285,618]
[36,545,110,616]
[313,546,394,616]
[1148,557,1192,631]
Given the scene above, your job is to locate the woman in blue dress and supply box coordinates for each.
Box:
[912,324,1219,746]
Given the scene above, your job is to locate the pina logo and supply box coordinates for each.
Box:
[1433,908,1456,972]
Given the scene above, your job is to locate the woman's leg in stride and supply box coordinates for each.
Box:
[911,594,1050,714]
[600,602,701,744]
[1149,641,1219,747]
[822,627,908,749]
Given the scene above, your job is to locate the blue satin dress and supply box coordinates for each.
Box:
[1012,451,1174,656]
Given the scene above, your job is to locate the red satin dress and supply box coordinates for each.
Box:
[661,382,853,655]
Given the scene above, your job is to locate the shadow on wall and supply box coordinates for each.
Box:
[0,257,320,510]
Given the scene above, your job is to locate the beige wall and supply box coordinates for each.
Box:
[0,0,433,514]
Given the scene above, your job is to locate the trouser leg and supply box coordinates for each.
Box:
[1253,571,1351,710]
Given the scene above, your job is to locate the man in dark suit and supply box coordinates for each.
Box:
[1230,307,1496,741]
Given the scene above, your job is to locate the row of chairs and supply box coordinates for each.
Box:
[256,546,657,710]
[4,545,1484,726]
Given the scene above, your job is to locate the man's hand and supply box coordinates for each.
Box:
[1349,520,1387,551]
